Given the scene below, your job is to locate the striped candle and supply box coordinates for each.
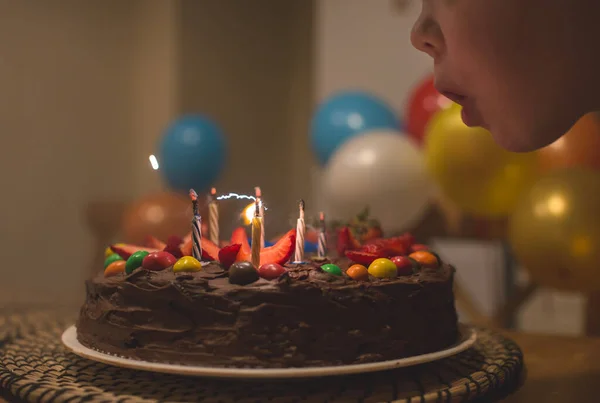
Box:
[251,198,262,268]
[255,187,265,248]
[189,189,203,261]
[208,187,219,245]
[294,200,305,262]
[317,211,327,258]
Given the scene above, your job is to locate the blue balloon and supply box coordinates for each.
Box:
[159,115,226,193]
[310,91,401,165]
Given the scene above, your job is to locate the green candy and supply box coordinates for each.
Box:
[321,263,342,276]
[104,253,123,269]
[125,251,150,274]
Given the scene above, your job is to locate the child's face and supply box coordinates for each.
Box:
[412,0,600,152]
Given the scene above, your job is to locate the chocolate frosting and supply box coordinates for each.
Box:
[77,259,458,368]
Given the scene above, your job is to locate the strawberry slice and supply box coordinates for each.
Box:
[163,235,184,259]
[365,233,415,256]
[180,237,221,261]
[259,229,296,266]
[230,227,251,256]
[219,244,242,269]
[145,235,167,250]
[345,250,380,266]
[336,227,361,256]
[360,244,390,258]
[110,244,159,260]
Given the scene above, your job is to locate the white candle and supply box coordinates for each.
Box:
[294,200,305,262]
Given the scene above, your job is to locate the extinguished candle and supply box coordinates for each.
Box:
[208,187,219,245]
[317,211,327,258]
[294,199,305,262]
[255,187,265,248]
[189,189,203,261]
[251,198,262,268]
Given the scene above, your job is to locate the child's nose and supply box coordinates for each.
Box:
[411,16,444,61]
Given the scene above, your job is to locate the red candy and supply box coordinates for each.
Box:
[258,263,287,280]
[390,256,417,276]
[142,251,177,271]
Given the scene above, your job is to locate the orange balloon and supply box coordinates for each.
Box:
[121,192,198,245]
[538,113,600,173]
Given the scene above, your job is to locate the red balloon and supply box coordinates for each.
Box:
[405,74,452,146]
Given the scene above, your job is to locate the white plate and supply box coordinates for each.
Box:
[61,325,476,379]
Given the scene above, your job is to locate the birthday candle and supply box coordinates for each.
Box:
[255,187,265,248]
[251,198,262,268]
[317,211,327,258]
[208,187,219,245]
[189,189,202,261]
[294,200,305,262]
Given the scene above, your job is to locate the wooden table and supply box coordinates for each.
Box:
[504,331,600,402]
[1,331,599,402]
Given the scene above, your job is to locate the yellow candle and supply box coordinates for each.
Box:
[208,188,219,244]
[251,199,262,268]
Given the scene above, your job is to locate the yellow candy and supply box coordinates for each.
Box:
[368,258,398,279]
[173,256,203,273]
[104,260,126,277]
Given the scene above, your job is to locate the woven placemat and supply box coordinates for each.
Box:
[0,313,524,403]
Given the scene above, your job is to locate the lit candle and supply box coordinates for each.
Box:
[294,199,305,262]
[255,187,265,248]
[208,187,219,245]
[251,198,262,268]
[189,189,203,261]
[317,211,327,258]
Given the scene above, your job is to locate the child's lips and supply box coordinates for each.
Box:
[438,90,483,127]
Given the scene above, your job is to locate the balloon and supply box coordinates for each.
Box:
[508,168,600,292]
[310,91,401,166]
[538,112,600,173]
[425,103,539,217]
[405,74,452,146]
[159,115,226,193]
[121,192,196,245]
[323,130,433,235]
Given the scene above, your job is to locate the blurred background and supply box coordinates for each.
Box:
[2,0,600,338]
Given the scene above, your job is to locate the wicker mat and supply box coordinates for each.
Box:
[0,310,524,402]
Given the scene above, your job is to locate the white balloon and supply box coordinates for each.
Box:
[323,130,433,235]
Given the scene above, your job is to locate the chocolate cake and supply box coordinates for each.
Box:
[77,250,459,368]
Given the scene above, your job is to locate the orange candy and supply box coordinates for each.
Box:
[346,264,369,281]
[104,260,126,277]
[408,251,439,269]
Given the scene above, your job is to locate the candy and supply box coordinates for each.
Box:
[229,261,259,285]
[368,258,398,278]
[346,264,369,281]
[142,251,177,271]
[104,253,123,269]
[173,256,203,273]
[125,251,150,274]
[321,263,342,276]
[258,263,287,280]
[390,256,418,276]
[408,251,439,269]
[104,260,126,277]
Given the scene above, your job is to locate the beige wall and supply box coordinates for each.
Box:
[0,0,314,303]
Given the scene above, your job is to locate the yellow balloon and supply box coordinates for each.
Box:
[508,168,600,291]
[424,103,539,216]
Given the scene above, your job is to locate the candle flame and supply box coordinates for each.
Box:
[149,155,159,170]
[255,187,262,198]
[211,187,216,196]
[319,212,325,221]
[242,202,255,224]
[189,189,198,202]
